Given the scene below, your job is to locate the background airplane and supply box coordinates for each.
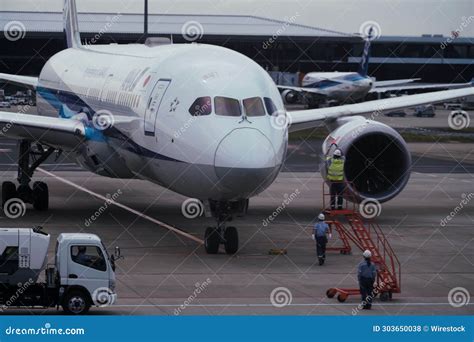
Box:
[278,28,472,108]
[0,0,472,255]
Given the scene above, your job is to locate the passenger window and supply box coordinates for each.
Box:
[71,245,106,272]
[215,96,241,117]
[264,97,278,116]
[189,97,212,116]
[243,97,265,117]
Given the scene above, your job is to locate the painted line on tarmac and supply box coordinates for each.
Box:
[37,167,204,245]
[110,303,473,307]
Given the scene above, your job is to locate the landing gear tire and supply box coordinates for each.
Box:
[204,227,220,254]
[62,290,91,315]
[32,181,49,211]
[224,226,238,255]
[2,181,17,208]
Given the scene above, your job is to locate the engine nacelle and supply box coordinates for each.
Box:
[322,117,411,203]
[281,89,298,105]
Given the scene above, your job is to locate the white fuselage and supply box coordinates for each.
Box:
[302,72,373,102]
[36,43,288,201]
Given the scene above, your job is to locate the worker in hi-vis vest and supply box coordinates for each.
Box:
[326,149,345,210]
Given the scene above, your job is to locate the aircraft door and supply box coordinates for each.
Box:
[144,79,171,136]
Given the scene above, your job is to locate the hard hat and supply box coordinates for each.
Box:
[318,213,325,221]
[333,149,342,157]
[363,250,372,258]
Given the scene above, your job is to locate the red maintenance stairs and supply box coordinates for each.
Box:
[322,182,401,303]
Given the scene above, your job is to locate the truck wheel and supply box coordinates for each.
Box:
[32,181,49,211]
[62,290,91,315]
[2,181,17,208]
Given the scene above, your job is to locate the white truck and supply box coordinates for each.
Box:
[0,227,120,314]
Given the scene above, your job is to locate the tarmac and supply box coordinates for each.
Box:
[0,144,472,315]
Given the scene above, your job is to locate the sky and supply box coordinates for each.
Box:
[2,0,473,37]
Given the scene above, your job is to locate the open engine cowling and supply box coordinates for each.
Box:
[322,117,411,203]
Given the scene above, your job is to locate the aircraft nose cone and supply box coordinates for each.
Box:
[214,128,278,197]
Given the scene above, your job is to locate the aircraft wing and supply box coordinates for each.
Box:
[288,87,474,132]
[277,85,326,96]
[370,80,474,94]
[0,73,38,88]
[0,111,86,149]
[373,78,421,87]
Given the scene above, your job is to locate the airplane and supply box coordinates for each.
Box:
[278,28,473,108]
[0,0,472,255]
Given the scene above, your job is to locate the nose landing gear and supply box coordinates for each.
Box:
[204,200,247,255]
[204,226,238,254]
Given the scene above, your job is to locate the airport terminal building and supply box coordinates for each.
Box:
[1,11,473,87]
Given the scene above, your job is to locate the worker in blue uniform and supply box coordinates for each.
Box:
[313,213,331,265]
[358,250,377,309]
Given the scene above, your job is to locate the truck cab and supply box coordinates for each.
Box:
[0,228,119,315]
[56,233,118,314]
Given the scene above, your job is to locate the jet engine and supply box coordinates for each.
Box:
[281,89,298,104]
[322,117,411,203]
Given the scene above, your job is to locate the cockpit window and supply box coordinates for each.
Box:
[215,97,241,117]
[189,97,212,116]
[264,97,278,116]
[243,97,266,117]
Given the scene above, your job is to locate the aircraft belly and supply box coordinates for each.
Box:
[117,146,270,200]
[75,140,135,179]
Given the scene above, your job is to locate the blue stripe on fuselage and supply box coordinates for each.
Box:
[37,85,184,163]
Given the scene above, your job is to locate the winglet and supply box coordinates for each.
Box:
[358,27,373,77]
[64,0,82,48]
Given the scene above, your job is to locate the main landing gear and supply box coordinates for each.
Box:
[2,140,54,212]
[204,200,248,255]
